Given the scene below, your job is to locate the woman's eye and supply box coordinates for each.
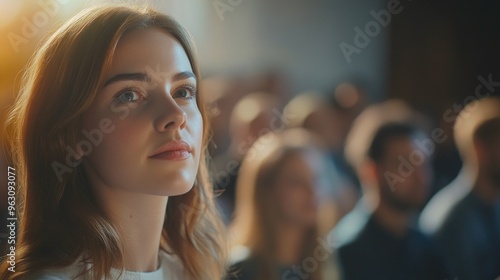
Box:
[173,87,196,100]
[116,90,141,103]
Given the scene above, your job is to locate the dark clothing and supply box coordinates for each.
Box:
[227,250,340,280]
[420,172,500,280]
[210,151,241,224]
[228,256,298,280]
[227,257,259,280]
[333,204,450,280]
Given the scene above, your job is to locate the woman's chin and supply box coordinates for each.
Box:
[147,181,196,196]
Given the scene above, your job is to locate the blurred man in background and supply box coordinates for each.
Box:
[420,97,500,280]
[331,100,450,280]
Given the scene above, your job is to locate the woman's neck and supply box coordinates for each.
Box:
[97,187,168,272]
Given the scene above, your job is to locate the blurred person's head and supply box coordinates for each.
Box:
[474,119,500,186]
[200,75,244,154]
[453,97,500,203]
[345,101,432,212]
[285,91,339,150]
[246,71,290,95]
[231,129,326,279]
[228,91,280,159]
[454,97,500,174]
[331,81,368,116]
[367,123,431,211]
[328,82,369,148]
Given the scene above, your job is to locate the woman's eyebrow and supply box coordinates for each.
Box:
[103,71,196,88]
[103,72,150,87]
[173,71,196,82]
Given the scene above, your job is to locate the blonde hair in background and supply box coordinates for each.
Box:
[231,129,324,280]
[0,5,227,279]
[453,97,500,164]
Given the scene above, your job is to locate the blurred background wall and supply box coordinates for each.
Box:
[0,0,390,122]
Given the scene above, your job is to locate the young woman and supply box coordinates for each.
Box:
[229,129,339,280]
[1,4,227,279]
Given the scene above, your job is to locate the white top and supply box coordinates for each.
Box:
[30,250,185,280]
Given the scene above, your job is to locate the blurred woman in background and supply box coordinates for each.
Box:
[229,129,338,280]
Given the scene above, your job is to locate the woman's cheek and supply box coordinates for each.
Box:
[187,107,204,151]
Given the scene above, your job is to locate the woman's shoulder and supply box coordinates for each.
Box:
[27,267,80,280]
[27,275,70,280]
[26,259,89,280]
[26,250,183,280]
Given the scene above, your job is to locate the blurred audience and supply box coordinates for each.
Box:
[201,72,290,159]
[331,100,451,280]
[228,129,339,280]
[327,82,369,191]
[419,97,500,280]
[285,91,357,227]
[211,92,281,223]
[201,76,246,156]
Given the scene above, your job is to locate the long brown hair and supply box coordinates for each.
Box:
[231,129,324,280]
[1,4,227,279]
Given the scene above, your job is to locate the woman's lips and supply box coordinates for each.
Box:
[149,140,192,160]
[150,150,191,160]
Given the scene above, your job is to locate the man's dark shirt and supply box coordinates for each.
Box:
[420,173,500,280]
[333,204,450,280]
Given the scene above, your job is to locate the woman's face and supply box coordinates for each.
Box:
[81,28,203,196]
[271,151,321,228]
